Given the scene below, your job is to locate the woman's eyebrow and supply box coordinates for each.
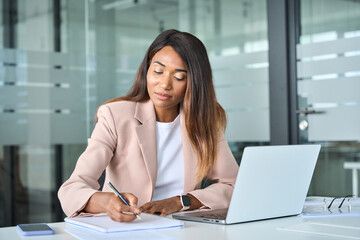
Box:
[175,68,187,73]
[154,61,165,67]
[153,61,187,73]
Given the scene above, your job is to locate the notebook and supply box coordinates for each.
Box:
[172,144,321,224]
[65,213,184,233]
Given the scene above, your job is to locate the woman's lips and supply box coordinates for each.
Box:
[155,92,171,100]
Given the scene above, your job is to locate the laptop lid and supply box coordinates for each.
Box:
[225,144,320,224]
[172,144,320,224]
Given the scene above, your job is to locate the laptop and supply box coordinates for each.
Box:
[172,144,321,224]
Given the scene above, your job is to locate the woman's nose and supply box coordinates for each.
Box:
[159,74,172,89]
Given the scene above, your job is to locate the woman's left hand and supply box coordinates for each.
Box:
[139,196,182,216]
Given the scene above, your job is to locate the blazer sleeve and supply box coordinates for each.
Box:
[187,136,239,210]
[57,105,117,217]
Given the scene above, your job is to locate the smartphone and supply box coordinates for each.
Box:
[17,223,54,236]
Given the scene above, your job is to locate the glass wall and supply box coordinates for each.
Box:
[297,0,360,196]
[88,0,270,162]
[0,0,89,226]
[0,1,2,47]
[0,0,269,226]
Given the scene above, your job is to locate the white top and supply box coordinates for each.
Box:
[152,115,184,201]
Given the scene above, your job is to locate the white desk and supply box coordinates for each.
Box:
[344,162,360,197]
[1,214,360,240]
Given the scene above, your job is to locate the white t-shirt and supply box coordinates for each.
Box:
[152,115,184,201]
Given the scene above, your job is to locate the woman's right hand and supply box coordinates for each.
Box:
[84,192,141,222]
[105,192,141,222]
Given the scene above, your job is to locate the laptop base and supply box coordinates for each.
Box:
[173,209,228,225]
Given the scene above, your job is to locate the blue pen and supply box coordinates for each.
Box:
[108,182,141,220]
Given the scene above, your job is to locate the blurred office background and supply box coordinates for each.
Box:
[0,0,359,227]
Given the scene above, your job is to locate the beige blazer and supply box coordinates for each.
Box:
[58,100,239,217]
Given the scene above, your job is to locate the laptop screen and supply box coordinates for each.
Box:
[226,145,320,224]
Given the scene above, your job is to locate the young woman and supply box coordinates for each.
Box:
[58,29,238,222]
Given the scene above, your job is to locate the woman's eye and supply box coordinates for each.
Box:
[174,76,186,81]
[154,70,163,74]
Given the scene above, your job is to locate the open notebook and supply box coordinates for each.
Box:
[65,213,183,233]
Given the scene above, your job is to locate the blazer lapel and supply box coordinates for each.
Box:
[180,105,199,193]
[134,101,157,196]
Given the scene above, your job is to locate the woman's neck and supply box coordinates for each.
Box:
[155,107,180,123]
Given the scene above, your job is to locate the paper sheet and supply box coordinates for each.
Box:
[65,213,184,233]
[65,225,179,240]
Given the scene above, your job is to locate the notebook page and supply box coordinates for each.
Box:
[65,213,184,233]
[65,224,178,240]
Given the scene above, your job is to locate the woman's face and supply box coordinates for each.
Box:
[147,46,188,122]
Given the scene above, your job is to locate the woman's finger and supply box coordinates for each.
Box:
[108,210,137,222]
[122,192,139,207]
[139,201,154,212]
[107,195,140,222]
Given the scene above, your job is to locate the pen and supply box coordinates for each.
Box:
[108,182,141,220]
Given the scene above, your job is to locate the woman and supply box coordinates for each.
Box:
[58,29,238,222]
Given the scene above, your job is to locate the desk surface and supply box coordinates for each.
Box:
[1,214,359,240]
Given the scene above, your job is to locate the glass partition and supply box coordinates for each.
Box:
[0,0,269,226]
[0,0,88,226]
[88,0,269,162]
[0,1,3,47]
[297,0,360,196]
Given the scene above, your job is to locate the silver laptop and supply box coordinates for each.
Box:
[172,144,321,224]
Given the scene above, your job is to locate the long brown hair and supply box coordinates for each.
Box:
[104,29,226,182]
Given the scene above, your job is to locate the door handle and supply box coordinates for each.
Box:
[296,109,326,115]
